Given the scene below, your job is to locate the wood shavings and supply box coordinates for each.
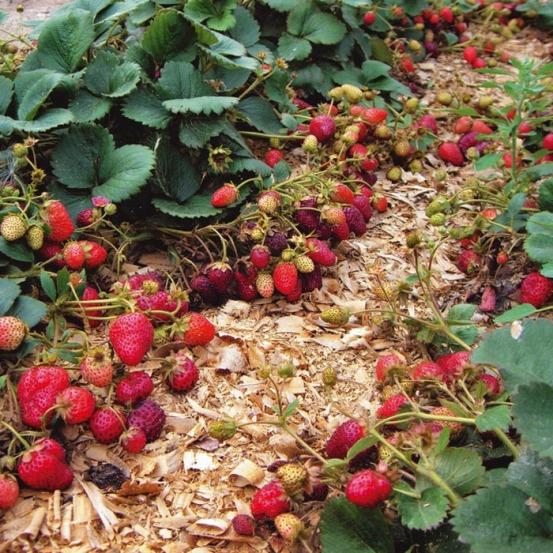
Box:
[228,460,265,488]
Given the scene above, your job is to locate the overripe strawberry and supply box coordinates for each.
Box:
[436,351,471,381]
[0,215,27,241]
[166,356,199,392]
[275,513,303,542]
[120,426,147,453]
[207,263,234,294]
[17,440,73,491]
[235,268,258,301]
[438,142,465,166]
[273,262,298,295]
[250,480,290,519]
[76,208,95,227]
[343,206,366,236]
[81,285,103,328]
[411,360,445,381]
[137,290,177,321]
[81,348,113,387]
[352,194,373,222]
[457,249,480,274]
[63,241,85,269]
[479,373,502,395]
[26,225,44,250]
[326,419,364,459]
[127,272,164,291]
[56,386,95,424]
[306,238,336,266]
[17,365,70,428]
[0,474,19,510]
[90,407,126,444]
[191,275,219,305]
[375,353,405,383]
[0,316,26,351]
[363,108,388,125]
[300,265,323,292]
[80,240,108,269]
[44,200,74,242]
[211,183,238,208]
[309,115,336,143]
[376,394,408,419]
[520,272,553,307]
[276,463,308,496]
[250,245,271,269]
[109,313,154,366]
[345,469,392,508]
[182,312,216,346]
[331,221,350,241]
[265,232,288,256]
[127,399,166,442]
[264,149,284,168]
[115,371,154,404]
[232,514,256,536]
[331,183,355,204]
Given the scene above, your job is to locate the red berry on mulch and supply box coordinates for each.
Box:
[325,419,364,459]
[232,514,256,536]
[250,480,290,519]
[115,371,154,405]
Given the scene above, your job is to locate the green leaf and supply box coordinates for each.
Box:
[447,303,476,322]
[17,71,64,121]
[84,51,141,98]
[434,447,485,495]
[278,34,312,61]
[262,0,297,11]
[163,96,237,115]
[122,87,171,129]
[345,435,378,462]
[527,211,553,235]
[0,238,34,262]
[540,262,553,278]
[153,195,221,218]
[69,90,112,122]
[40,271,57,302]
[56,267,71,296]
[178,115,227,148]
[538,179,553,211]
[229,6,260,47]
[283,398,299,417]
[370,38,393,65]
[452,485,553,553]
[475,406,511,432]
[37,9,94,73]
[472,319,553,390]
[494,304,538,323]
[8,296,47,328]
[507,449,553,512]
[0,76,13,115]
[52,124,154,201]
[396,485,449,530]
[361,60,391,81]
[513,382,553,458]
[0,279,21,316]
[142,9,193,63]
[238,96,282,134]
[301,12,347,45]
[525,233,553,264]
[475,152,502,171]
[320,497,394,553]
[154,138,200,202]
[10,108,74,133]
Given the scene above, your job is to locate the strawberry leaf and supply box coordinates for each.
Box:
[395,484,449,530]
[0,278,21,316]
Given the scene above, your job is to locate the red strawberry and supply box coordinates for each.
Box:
[438,142,465,166]
[127,272,164,291]
[90,407,126,444]
[411,360,445,381]
[463,46,478,64]
[454,116,473,134]
[472,120,493,135]
[235,269,258,301]
[57,386,95,424]
[39,240,65,267]
[63,241,85,269]
[80,240,107,269]
[17,440,73,491]
[285,278,303,302]
[81,348,113,387]
[76,208,95,227]
[496,251,508,265]
[0,316,26,351]
[250,245,271,269]
[352,195,373,222]
[309,115,336,143]
[345,469,392,508]
[264,149,284,168]
[363,108,388,125]
[109,313,154,366]
[520,272,553,307]
[166,356,199,392]
[436,351,471,381]
[372,194,388,213]
[120,426,147,453]
[211,183,238,208]
[0,475,19,510]
[17,366,70,428]
[306,238,336,266]
[127,399,166,442]
[273,262,298,295]
[377,394,408,419]
[417,114,438,133]
[479,374,502,395]
[363,11,376,25]
[472,58,487,69]
[44,201,74,242]
[543,133,553,151]
[81,285,103,328]
[232,514,256,536]
[457,249,480,274]
[362,157,379,172]
[440,6,453,22]
[331,183,355,204]
[349,143,367,160]
[34,437,66,461]
[251,480,290,519]
[325,419,364,459]
[399,55,415,73]
[207,263,234,294]
[182,312,216,346]
[331,221,350,241]
[115,370,153,405]
[375,353,405,383]
[137,290,177,321]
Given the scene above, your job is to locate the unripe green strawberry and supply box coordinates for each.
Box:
[276,463,308,496]
[12,143,28,158]
[477,95,494,109]
[393,141,411,158]
[294,255,315,273]
[281,248,295,262]
[404,97,419,113]
[386,167,402,182]
[0,316,27,351]
[409,159,423,173]
[322,366,337,387]
[26,225,44,250]
[342,84,363,103]
[274,513,303,542]
[374,124,392,139]
[321,306,350,325]
[406,230,422,248]
[258,191,280,214]
[437,91,453,106]
[328,86,344,100]
[256,272,274,298]
[277,362,295,378]
[429,213,446,226]
[408,39,422,52]
[425,196,450,216]
[208,420,237,440]
[1,215,27,241]
[251,228,264,242]
[303,134,319,153]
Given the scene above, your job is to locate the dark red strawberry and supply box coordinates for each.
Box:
[166,356,199,392]
[264,149,284,168]
[331,221,350,241]
[127,272,164,291]
[115,371,154,404]
[81,286,103,328]
[250,245,271,269]
[265,232,288,256]
[306,238,336,266]
[343,206,366,236]
[352,194,373,222]
[39,240,65,268]
[128,399,166,442]
[232,514,256,536]
[325,419,364,459]
[137,290,178,321]
[309,115,336,143]
[191,275,220,305]
[207,263,234,294]
[90,407,126,444]
[109,313,154,366]
[300,265,323,292]
[520,272,553,307]
[377,394,408,419]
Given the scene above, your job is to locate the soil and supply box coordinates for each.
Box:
[0,3,551,552]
